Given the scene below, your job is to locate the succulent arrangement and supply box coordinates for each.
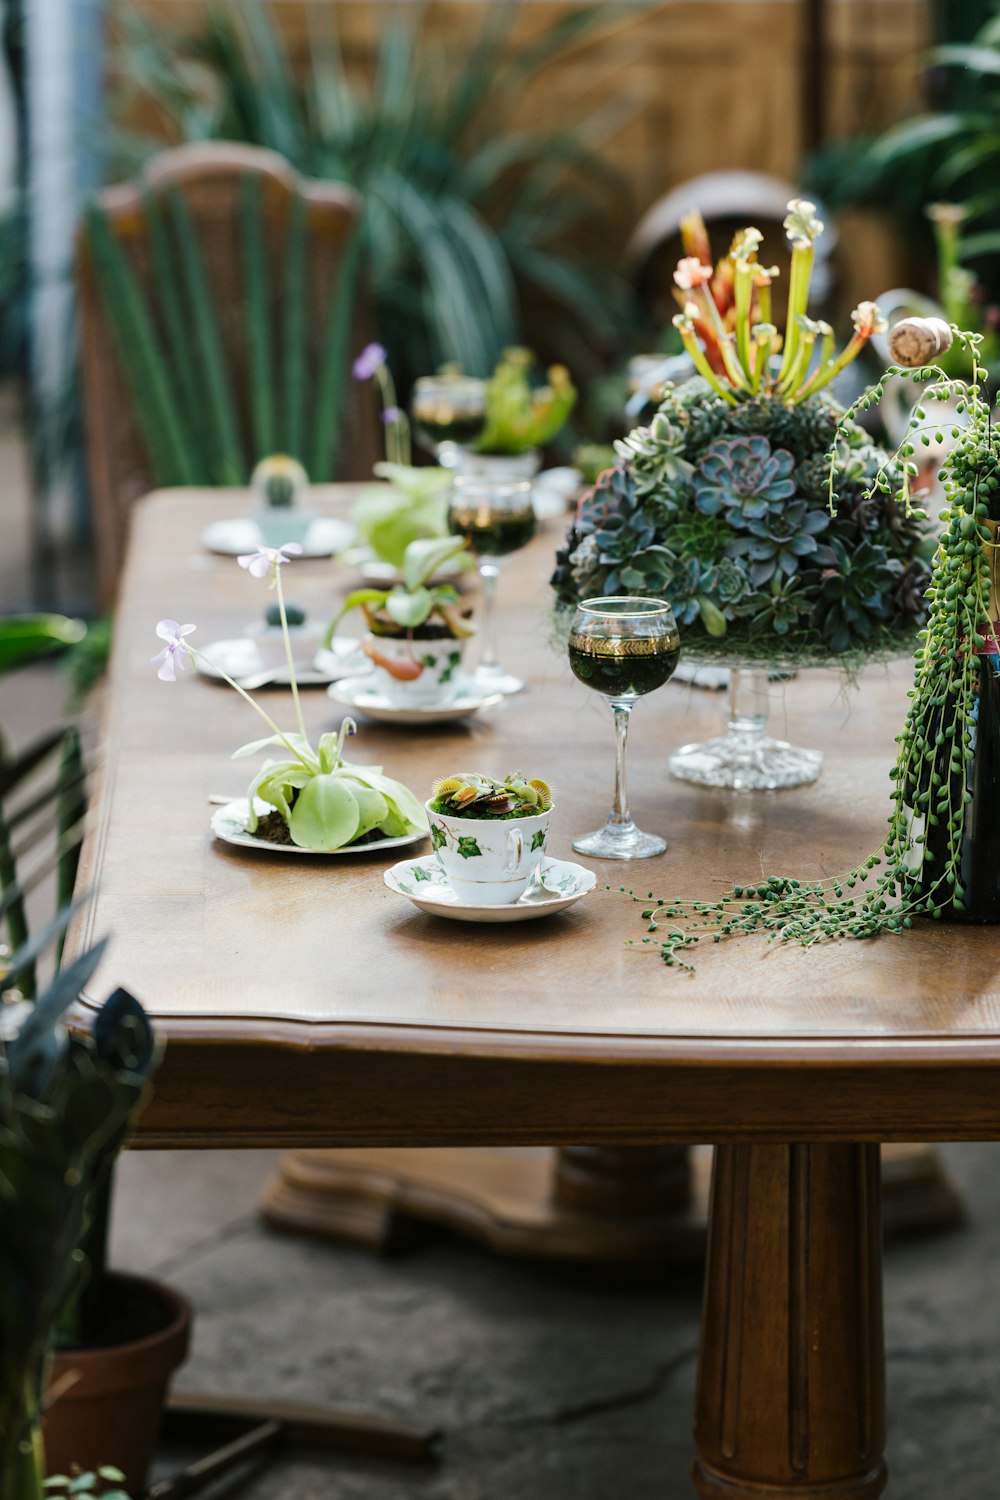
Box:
[429,773,553,819]
[552,201,936,660]
[626,324,1000,969]
[475,347,577,456]
[153,544,427,851]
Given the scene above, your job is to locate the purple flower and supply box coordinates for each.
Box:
[151,619,196,682]
[352,342,387,381]
[381,406,403,425]
[237,543,304,579]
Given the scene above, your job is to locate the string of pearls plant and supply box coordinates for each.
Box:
[629,321,1000,971]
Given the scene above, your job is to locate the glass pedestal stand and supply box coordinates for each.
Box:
[669,667,823,791]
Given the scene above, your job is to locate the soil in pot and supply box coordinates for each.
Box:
[45,1271,191,1491]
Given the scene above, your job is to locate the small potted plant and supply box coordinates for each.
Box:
[250,454,314,548]
[0,923,171,1500]
[427,772,553,904]
[468,346,577,479]
[153,542,428,850]
[325,536,477,705]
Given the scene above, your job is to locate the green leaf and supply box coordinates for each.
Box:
[0,613,86,675]
[457,836,482,859]
[402,535,467,591]
[927,43,1000,77]
[698,598,728,638]
[385,587,433,629]
[288,773,360,850]
[431,823,446,850]
[530,829,546,851]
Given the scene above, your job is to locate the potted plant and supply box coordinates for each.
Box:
[468,346,577,479]
[0,923,172,1500]
[426,772,553,904]
[250,453,314,548]
[551,199,938,789]
[326,536,477,705]
[627,320,1000,969]
[153,542,428,849]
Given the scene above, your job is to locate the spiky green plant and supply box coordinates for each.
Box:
[84,172,363,488]
[104,0,634,385]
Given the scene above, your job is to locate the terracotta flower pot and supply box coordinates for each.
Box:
[45,1273,192,1491]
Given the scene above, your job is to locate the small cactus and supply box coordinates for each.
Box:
[251,454,308,509]
[429,772,553,818]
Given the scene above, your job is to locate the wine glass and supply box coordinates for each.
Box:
[411,373,487,470]
[447,475,537,695]
[568,596,680,859]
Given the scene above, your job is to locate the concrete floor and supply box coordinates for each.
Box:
[4,415,1000,1499]
[112,1144,1000,1499]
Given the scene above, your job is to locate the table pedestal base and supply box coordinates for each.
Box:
[693,1143,886,1499]
[259,1143,960,1264]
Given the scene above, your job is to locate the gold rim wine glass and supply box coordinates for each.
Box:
[447,475,537,695]
[568,596,680,859]
[411,373,487,469]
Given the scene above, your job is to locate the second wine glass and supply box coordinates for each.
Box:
[567,596,680,858]
[447,475,537,695]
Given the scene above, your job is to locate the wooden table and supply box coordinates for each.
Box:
[70,488,1000,1499]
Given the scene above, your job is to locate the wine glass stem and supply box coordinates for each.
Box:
[610,700,634,828]
[478,560,501,670]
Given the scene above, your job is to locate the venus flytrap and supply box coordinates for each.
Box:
[153,545,426,851]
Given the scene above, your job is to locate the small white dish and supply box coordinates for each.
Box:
[532,466,582,520]
[198,638,364,686]
[202,516,354,558]
[339,545,469,586]
[384,855,596,922]
[211,798,426,856]
[327,674,502,725]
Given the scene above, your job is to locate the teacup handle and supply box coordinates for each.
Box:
[502,828,523,877]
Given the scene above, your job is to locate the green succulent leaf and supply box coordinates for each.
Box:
[385,586,434,629]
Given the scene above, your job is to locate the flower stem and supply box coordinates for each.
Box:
[189,647,314,769]
[274,561,308,742]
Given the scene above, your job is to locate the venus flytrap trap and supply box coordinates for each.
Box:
[153,544,426,852]
[626,321,1000,971]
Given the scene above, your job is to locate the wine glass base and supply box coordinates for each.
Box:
[572,824,667,860]
[669,733,823,791]
[470,666,525,696]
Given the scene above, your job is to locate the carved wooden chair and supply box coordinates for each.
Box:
[76,142,381,606]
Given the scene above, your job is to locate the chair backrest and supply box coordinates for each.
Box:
[77,142,381,606]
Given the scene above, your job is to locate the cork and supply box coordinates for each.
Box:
[888,316,954,368]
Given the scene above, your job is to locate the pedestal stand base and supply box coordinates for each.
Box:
[259,1144,962,1265]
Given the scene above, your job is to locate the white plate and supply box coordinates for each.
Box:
[339,545,470,585]
[202,516,354,558]
[198,638,365,686]
[384,855,596,922]
[327,674,503,725]
[211,798,427,856]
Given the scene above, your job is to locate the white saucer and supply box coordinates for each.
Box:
[211,798,426,855]
[384,855,596,922]
[202,516,354,558]
[339,545,470,585]
[198,638,365,686]
[327,674,503,725]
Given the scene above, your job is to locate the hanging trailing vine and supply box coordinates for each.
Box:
[627,326,1000,971]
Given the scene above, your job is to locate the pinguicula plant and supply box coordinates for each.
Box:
[552,200,936,660]
[429,773,553,819]
[349,341,454,567]
[624,323,1000,970]
[153,543,426,850]
[326,536,476,694]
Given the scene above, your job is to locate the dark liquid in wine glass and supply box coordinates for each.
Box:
[412,409,486,449]
[448,504,537,557]
[568,633,680,699]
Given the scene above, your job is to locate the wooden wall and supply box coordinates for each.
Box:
[120,1,932,300]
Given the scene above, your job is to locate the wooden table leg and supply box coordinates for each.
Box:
[260,1142,960,1265]
[693,1143,886,1500]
